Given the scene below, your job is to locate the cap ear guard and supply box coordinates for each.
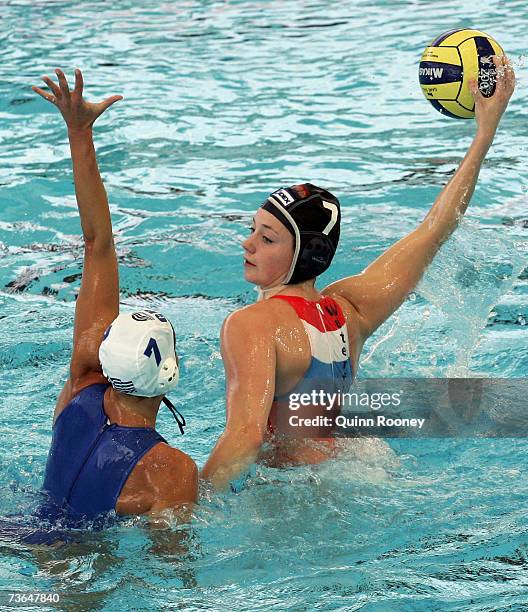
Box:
[158,356,180,393]
[289,233,336,284]
[160,321,180,393]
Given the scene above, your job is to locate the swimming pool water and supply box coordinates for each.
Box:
[1,0,527,609]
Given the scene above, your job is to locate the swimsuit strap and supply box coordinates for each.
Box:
[270,294,347,332]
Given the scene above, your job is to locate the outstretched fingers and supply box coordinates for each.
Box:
[31,85,56,105]
[32,69,123,127]
[99,95,124,113]
[55,68,71,101]
[73,68,83,97]
[41,75,61,99]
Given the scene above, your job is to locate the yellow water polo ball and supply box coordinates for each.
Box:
[419,28,504,119]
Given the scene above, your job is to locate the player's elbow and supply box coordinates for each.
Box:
[419,216,450,249]
[227,424,266,454]
[245,426,266,451]
[83,234,115,256]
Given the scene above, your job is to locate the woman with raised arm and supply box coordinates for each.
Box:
[201,55,516,490]
[32,69,197,523]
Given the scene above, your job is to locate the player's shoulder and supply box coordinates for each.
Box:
[149,443,197,501]
[222,300,279,335]
[118,442,197,514]
[146,442,197,478]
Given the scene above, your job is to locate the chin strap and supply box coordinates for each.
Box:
[254,283,287,302]
[162,397,186,435]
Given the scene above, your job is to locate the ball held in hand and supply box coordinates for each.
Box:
[419,28,504,119]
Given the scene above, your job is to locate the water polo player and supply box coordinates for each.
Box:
[201,55,515,490]
[32,69,197,522]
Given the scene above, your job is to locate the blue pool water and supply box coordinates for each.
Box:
[1,0,527,609]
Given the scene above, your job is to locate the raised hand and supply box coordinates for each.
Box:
[32,68,123,132]
[469,55,515,138]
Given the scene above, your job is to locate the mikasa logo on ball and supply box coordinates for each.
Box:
[419,66,444,78]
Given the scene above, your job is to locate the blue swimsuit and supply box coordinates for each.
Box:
[42,383,166,522]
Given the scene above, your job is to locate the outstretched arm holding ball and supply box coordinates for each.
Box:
[421,54,514,244]
[324,55,515,342]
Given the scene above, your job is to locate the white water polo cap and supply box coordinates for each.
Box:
[99,310,179,397]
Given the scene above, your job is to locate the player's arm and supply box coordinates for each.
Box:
[32,69,123,407]
[324,56,515,340]
[200,308,276,491]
